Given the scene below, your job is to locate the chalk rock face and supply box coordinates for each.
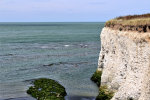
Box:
[98,27,150,100]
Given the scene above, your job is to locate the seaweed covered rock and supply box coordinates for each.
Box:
[91,70,102,86]
[27,78,67,100]
[91,70,114,100]
[96,86,114,100]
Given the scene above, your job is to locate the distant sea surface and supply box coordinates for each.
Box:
[0,22,104,100]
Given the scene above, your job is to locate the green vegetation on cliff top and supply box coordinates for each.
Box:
[105,13,150,26]
[27,78,67,100]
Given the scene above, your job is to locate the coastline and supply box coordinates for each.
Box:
[96,13,150,99]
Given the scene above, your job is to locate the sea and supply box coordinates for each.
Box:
[0,22,104,100]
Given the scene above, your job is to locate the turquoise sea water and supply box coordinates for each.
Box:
[0,22,104,100]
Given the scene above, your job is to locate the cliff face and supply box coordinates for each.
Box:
[98,27,150,100]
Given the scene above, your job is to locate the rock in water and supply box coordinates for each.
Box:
[27,78,67,100]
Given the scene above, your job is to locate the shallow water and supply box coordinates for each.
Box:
[0,22,104,100]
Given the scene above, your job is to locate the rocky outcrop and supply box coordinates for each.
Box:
[98,27,150,100]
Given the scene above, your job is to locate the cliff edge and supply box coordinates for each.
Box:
[97,14,150,100]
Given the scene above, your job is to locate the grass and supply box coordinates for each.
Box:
[105,13,150,27]
[91,70,114,100]
[27,78,67,100]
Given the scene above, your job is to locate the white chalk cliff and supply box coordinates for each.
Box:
[98,27,150,100]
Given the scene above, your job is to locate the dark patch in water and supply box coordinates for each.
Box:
[23,79,36,84]
[1,97,36,100]
[65,96,95,100]
[47,54,69,57]
[43,62,88,67]
[0,54,14,56]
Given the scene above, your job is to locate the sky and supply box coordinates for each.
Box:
[0,0,150,22]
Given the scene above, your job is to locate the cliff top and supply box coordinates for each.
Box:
[105,13,150,32]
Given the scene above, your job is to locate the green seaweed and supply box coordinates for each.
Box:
[91,70,114,100]
[91,70,102,86]
[96,86,114,100]
[27,78,67,100]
